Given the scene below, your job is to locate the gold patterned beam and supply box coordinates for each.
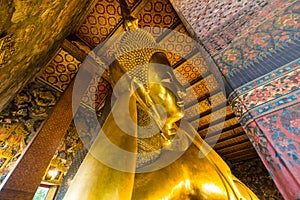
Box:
[174,52,208,86]
[76,0,123,48]
[62,39,111,83]
[158,24,194,66]
[38,48,81,92]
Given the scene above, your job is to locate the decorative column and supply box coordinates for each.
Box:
[0,68,92,200]
[170,0,300,199]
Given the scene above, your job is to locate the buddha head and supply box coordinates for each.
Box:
[134,52,186,138]
[110,29,186,140]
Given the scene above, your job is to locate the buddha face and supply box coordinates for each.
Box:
[134,52,186,139]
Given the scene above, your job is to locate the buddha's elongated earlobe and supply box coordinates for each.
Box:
[131,77,150,109]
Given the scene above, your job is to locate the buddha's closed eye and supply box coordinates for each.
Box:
[161,72,173,83]
[161,78,172,83]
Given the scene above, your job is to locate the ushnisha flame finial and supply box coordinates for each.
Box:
[119,0,139,30]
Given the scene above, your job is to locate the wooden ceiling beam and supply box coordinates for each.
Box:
[222,147,256,158]
[210,130,246,144]
[187,71,210,87]
[196,112,236,131]
[213,134,249,149]
[156,20,182,43]
[197,120,241,137]
[184,88,220,109]
[226,152,258,162]
[187,101,229,122]
[217,141,253,155]
[214,138,250,151]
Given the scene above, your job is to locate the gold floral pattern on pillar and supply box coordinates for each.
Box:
[42,123,83,185]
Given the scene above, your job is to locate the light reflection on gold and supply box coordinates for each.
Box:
[161,179,191,200]
[202,183,227,196]
[47,169,59,180]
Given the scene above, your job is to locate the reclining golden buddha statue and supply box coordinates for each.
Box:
[64,5,259,200]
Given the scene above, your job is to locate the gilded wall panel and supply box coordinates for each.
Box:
[165,52,181,67]
[76,0,122,48]
[0,81,60,185]
[184,74,219,105]
[81,74,111,110]
[184,99,211,119]
[38,49,81,92]
[199,117,240,137]
[138,0,179,38]
[0,0,91,111]
[175,53,208,86]
[209,92,227,107]
[193,105,233,128]
[159,24,195,66]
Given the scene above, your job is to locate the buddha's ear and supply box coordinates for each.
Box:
[109,60,132,97]
[131,78,151,109]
